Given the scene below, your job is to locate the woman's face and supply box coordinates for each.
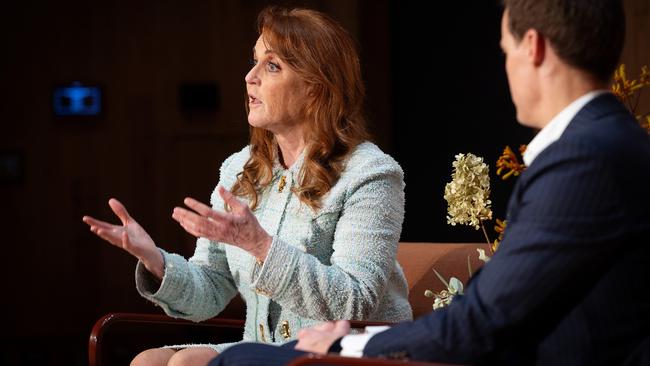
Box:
[245,35,310,134]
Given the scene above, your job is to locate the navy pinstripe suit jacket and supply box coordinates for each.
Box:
[364,94,650,365]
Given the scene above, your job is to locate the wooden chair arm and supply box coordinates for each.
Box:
[89,313,245,366]
[287,354,460,366]
[89,315,394,366]
[347,320,393,328]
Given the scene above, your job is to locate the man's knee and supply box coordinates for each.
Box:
[210,344,261,366]
[210,343,305,366]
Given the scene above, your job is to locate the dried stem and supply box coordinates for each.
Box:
[480,221,492,251]
[432,268,450,289]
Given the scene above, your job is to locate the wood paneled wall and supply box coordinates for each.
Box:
[0,0,646,364]
[0,1,388,364]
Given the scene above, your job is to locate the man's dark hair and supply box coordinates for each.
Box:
[503,0,625,83]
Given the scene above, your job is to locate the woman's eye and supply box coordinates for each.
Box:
[266,62,280,72]
[249,58,258,66]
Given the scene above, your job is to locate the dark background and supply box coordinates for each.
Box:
[0,0,648,364]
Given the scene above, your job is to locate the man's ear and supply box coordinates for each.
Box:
[523,28,545,66]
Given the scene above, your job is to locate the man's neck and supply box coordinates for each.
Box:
[535,68,607,129]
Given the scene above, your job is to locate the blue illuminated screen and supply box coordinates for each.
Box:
[53,83,102,116]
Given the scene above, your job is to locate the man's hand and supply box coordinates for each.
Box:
[295,320,351,354]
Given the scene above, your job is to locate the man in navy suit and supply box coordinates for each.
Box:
[211,0,650,364]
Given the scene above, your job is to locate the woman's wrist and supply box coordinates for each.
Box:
[253,234,273,263]
[142,247,165,280]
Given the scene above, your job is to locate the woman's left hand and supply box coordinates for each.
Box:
[172,186,272,261]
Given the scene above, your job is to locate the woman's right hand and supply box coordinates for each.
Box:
[82,198,165,280]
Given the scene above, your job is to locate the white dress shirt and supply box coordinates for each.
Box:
[523,90,608,166]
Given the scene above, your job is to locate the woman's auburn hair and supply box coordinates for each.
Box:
[231,6,369,211]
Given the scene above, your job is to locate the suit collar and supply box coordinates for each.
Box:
[523,90,610,166]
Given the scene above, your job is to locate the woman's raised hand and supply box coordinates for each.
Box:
[82,198,164,279]
[172,186,272,262]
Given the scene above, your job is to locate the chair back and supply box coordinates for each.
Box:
[396,242,489,318]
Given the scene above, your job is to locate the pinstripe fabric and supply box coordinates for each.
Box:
[210,341,307,366]
[363,94,650,365]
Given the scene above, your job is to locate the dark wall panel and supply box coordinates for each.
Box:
[0,0,647,364]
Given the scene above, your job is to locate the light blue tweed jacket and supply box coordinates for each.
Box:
[135,141,412,352]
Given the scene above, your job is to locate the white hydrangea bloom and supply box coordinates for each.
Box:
[477,248,492,263]
[444,153,492,230]
[428,272,464,310]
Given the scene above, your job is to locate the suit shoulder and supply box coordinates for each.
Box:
[344,142,404,179]
[564,94,650,156]
[559,120,650,172]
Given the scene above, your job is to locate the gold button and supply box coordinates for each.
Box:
[259,323,267,343]
[255,288,270,296]
[278,175,287,192]
[280,320,291,339]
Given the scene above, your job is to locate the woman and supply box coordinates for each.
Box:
[82,6,411,366]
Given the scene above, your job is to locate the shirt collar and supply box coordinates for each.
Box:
[523,90,609,166]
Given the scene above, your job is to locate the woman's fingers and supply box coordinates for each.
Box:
[84,198,158,258]
[217,186,246,211]
[182,197,229,222]
[173,192,261,250]
[173,206,225,238]
[178,221,203,238]
[182,197,211,215]
[172,206,204,226]
[121,231,132,250]
[81,216,105,232]
[83,215,120,243]
[82,216,115,231]
[94,227,122,246]
[108,198,131,225]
